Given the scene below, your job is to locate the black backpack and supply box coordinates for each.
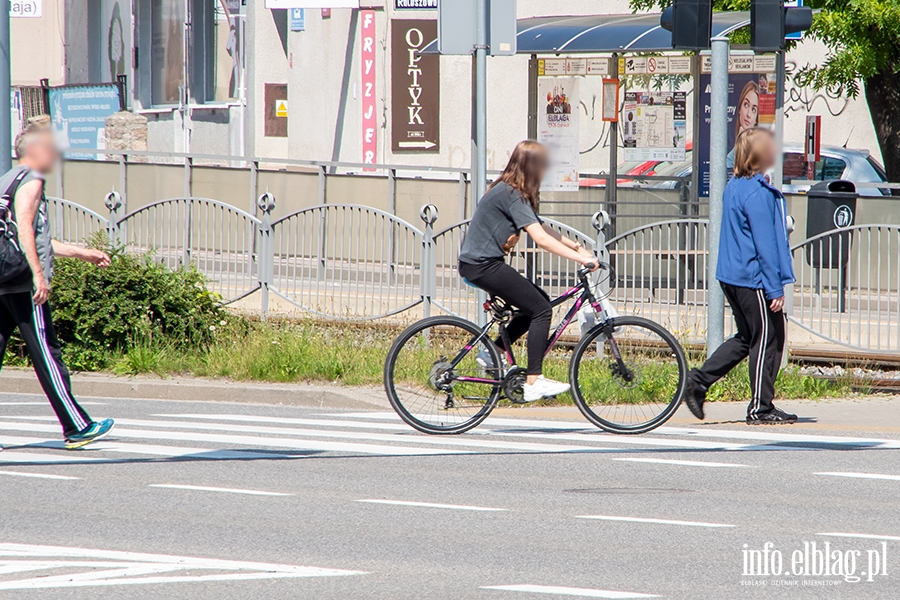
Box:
[0,169,33,284]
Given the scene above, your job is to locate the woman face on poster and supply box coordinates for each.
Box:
[736,81,759,138]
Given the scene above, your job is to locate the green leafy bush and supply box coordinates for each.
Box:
[48,236,225,370]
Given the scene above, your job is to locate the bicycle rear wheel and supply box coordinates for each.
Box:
[384,316,502,434]
[569,316,686,434]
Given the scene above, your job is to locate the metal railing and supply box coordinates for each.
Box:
[268,203,425,320]
[48,197,110,245]
[606,219,713,343]
[105,193,263,304]
[51,192,900,357]
[790,225,900,353]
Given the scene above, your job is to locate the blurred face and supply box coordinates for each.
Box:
[738,90,759,131]
[25,132,60,173]
[532,148,550,182]
[757,134,777,173]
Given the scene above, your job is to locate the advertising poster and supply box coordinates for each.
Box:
[48,85,121,160]
[360,9,377,169]
[622,91,687,162]
[391,20,440,152]
[698,70,777,197]
[538,77,580,192]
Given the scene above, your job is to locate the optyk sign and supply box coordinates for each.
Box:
[391,20,440,153]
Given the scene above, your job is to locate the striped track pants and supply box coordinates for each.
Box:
[0,291,92,437]
[691,283,787,418]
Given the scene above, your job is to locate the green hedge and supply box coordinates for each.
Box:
[5,237,225,371]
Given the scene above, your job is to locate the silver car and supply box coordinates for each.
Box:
[645,144,890,195]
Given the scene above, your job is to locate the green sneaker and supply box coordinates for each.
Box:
[65,418,115,450]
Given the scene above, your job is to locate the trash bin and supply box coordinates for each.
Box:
[805,180,858,269]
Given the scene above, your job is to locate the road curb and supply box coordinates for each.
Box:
[0,369,389,410]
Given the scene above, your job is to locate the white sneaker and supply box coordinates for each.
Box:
[475,347,508,370]
[522,376,571,402]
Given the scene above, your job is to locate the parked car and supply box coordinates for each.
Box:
[644,145,890,195]
[580,141,694,188]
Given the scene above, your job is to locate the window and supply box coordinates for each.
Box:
[135,0,241,107]
[86,0,133,84]
[782,153,847,185]
[149,0,185,105]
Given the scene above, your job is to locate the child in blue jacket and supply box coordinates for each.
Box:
[685,128,798,424]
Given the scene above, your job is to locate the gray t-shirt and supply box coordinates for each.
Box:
[458,182,540,265]
[0,166,52,295]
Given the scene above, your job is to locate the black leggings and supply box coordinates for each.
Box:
[459,260,552,375]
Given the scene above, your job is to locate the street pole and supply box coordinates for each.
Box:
[473,0,487,202]
[473,0,488,322]
[774,50,791,366]
[0,0,11,173]
[772,51,785,193]
[706,36,729,357]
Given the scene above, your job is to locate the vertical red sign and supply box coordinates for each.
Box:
[361,10,377,170]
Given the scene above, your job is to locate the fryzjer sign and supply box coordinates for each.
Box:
[361,10,378,168]
[391,20,440,153]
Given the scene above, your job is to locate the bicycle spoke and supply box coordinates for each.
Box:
[571,317,686,434]
[385,317,502,434]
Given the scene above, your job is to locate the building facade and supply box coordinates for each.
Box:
[9,0,883,173]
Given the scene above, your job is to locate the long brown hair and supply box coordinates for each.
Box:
[489,140,549,211]
[733,127,774,178]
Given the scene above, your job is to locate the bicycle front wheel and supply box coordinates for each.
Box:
[570,316,687,434]
[384,316,502,434]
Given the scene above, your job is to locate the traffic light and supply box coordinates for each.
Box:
[751,0,813,51]
[660,0,713,51]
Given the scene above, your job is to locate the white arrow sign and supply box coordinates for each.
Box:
[398,140,437,149]
[0,544,364,590]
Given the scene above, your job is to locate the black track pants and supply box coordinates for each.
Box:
[691,283,786,418]
[0,292,92,437]
[459,260,552,376]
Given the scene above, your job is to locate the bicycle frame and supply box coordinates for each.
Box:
[449,277,614,386]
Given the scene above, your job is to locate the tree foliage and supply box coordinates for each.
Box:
[628,0,900,98]
[630,0,900,181]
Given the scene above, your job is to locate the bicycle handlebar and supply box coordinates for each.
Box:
[577,261,609,279]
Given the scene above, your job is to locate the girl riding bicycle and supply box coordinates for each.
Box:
[458,140,598,402]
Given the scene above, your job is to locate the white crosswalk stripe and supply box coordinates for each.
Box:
[1,411,899,467]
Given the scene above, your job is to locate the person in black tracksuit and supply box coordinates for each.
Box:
[684,128,798,424]
[0,123,115,449]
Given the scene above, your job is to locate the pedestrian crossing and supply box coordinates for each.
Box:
[2,410,900,465]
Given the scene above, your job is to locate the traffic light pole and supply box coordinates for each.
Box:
[706,36,730,357]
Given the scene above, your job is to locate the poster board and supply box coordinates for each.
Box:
[48,85,120,160]
[622,91,687,162]
[698,54,778,196]
[538,77,580,192]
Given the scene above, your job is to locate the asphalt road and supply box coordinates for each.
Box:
[2,391,900,599]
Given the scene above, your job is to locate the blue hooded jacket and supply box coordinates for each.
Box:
[716,174,795,300]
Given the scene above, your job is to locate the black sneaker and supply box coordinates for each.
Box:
[747,408,798,425]
[683,374,707,420]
